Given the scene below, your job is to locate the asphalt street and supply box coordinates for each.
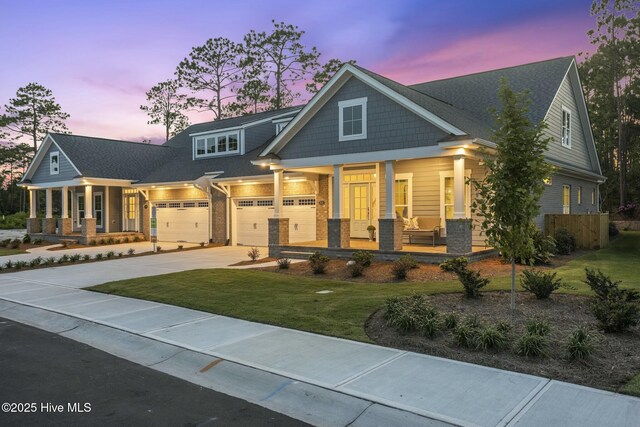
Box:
[0,318,309,427]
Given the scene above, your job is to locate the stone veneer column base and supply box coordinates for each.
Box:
[268,218,289,258]
[328,218,350,248]
[42,218,57,235]
[378,218,404,251]
[26,218,41,234]
[81,218,97,245]
[446,218,473,254]
[58,218,72,236]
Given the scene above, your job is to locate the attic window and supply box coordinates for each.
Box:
[338,97,367,142]
[561,107,572,148]
[50,151,60,175]
[194,130,240,158]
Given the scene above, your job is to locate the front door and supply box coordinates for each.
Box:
[350,184,370,238]
[123,194,138,231]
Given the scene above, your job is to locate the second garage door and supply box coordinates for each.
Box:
[155,201,210,243]
[235,197,316,246]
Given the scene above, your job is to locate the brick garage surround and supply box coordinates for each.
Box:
[378,218,403,251]
[268,218,289,257]
[446,218,473,254]
[328,218,350,248]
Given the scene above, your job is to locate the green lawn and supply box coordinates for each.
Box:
[0,248,26,257]
[90,232,640,342]
[622,373,640,397]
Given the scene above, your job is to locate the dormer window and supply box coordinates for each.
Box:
[561,107,572,148]
[50,151,59,175]
[194,130,240,158]
[339,97,367,141]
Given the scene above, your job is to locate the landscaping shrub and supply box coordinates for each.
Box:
[22,234,31,244]
[247,247,260,261]
[123,237,130,244]
[391,255,417,280]
[95,253,104,260]
[99,238,106,245]
[585,268,640,333]
[106,251,115,258]
[114,239,121,244]
[464,314,483,329]
[384,294,436,334]
[70,254,81,262]
[9,239,21,249]
[308,251,330,274]
[609,222,619,237]
[0,212,27,229]
[4,260,13,269]
[515,227,556,265]
[515,333,548,358]
[347,261,365,277]
[177,245,184,250]
[30,257,43,267]
[496,320,513,334]
[554,229,576,255]
[618,202,639,220]
[525,318,551,336]
[440,257,489,298]
[420,315,440,339]
[82,254,91,261]
[475,327,507,351]
[117,252,124,258]
[156,246,162,251]
[33,238,43,245]
[351,250,374,267]
[127,248,135,256]
[453,324,477,348]
[0,238,11,247]
[199,242,205,247]
[399,254,418,269]
[43,257,56,266]
[276,257,291,269]
[443,312,458,329]
[520,269,563,299]
[107,237,115,244]
[89,240,97,246]
[566,327,594,360]
[14,261,28,270]
[133,236,141,242]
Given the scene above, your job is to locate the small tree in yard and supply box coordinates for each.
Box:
[469,79,554,309]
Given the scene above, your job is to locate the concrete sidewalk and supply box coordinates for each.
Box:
[1,256,639,426]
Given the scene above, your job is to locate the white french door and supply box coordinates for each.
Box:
[350,183,370,238]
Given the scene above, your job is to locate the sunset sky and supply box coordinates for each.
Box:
[0,0,595,144]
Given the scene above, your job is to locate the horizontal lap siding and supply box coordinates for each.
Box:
[537,174,599,229]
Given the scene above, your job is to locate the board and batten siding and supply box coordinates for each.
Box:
[543,74,593,171]
[377,157,488,246]
[31,144,77,183]
[536,174,599,229]
[277,77,449,159]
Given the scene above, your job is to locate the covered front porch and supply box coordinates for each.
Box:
[23,178,146,245]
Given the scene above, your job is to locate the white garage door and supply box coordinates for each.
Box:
[235,197,316,246]
[155,201,210,243]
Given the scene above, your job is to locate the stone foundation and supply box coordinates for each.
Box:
[328,218,350,248]
[82,218,97,244]
[42,218,57,235]
[26,218,41,234]
[446,218,473,254]
[378,218,403,251]
[58,218,72,236]
[268,218,289,257]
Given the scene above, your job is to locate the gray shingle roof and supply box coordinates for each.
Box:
[49,133,174,180]
[410,56,574,131]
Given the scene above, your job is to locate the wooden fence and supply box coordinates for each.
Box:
[544,213,609,249]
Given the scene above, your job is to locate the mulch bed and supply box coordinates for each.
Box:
[229,257,276,266]
[365,291,640,393]
[256,252,581,283]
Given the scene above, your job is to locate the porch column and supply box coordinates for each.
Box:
[82,184,96,244]
[268,169,289,257]
[42,188,56,234]
[328,164,349,248]
[379,160,403,251]
[447,156,472,254]
[58,186,72,236]
[26,189,41,234]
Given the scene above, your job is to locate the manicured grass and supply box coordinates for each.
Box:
[621,373,640,397]
[89,232,640,342]
[0,248,26,257]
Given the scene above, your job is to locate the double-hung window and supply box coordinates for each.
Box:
[338,98,367,141]
[194,130,240,158]
[395,173,413,219]
[561,107,572,148]
[562,185,571,214]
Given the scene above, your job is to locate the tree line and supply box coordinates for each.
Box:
[140,20,355,142]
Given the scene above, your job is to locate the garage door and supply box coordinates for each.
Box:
[235,197,316,246]
[155,201,210,243]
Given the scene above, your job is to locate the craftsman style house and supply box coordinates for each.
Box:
[20,57,604,260]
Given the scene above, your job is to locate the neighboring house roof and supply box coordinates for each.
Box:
[410,56,574,130]
[48,133,175,180]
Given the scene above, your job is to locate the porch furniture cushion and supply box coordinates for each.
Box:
[402,217,441,246]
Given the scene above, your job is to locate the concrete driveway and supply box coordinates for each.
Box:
[1,245,265,287]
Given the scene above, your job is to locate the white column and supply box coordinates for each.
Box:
[85,185,93,219]
[385,160,396,219]
[45,188,53,219]
[105,186,110,232]
[61,186,69,219]
[273,169,284,218]
[332,165,343,219]
[29,189,37,218]
[453,156,466,219]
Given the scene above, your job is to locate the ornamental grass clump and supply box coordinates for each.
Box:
[515,333,548,358]
[276,257,291,269]
[566,327,594,361]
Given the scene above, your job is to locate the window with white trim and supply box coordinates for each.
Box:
[194,130,240,158]
[562,107,572,148]
[591,188,596,205]
[440,170,471,226]
[395,173,413,219]
[94,193,103,227]
[577,186,582,205]
[338,97,367,141]
[50,151,59,175]
[563,185,571,214]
